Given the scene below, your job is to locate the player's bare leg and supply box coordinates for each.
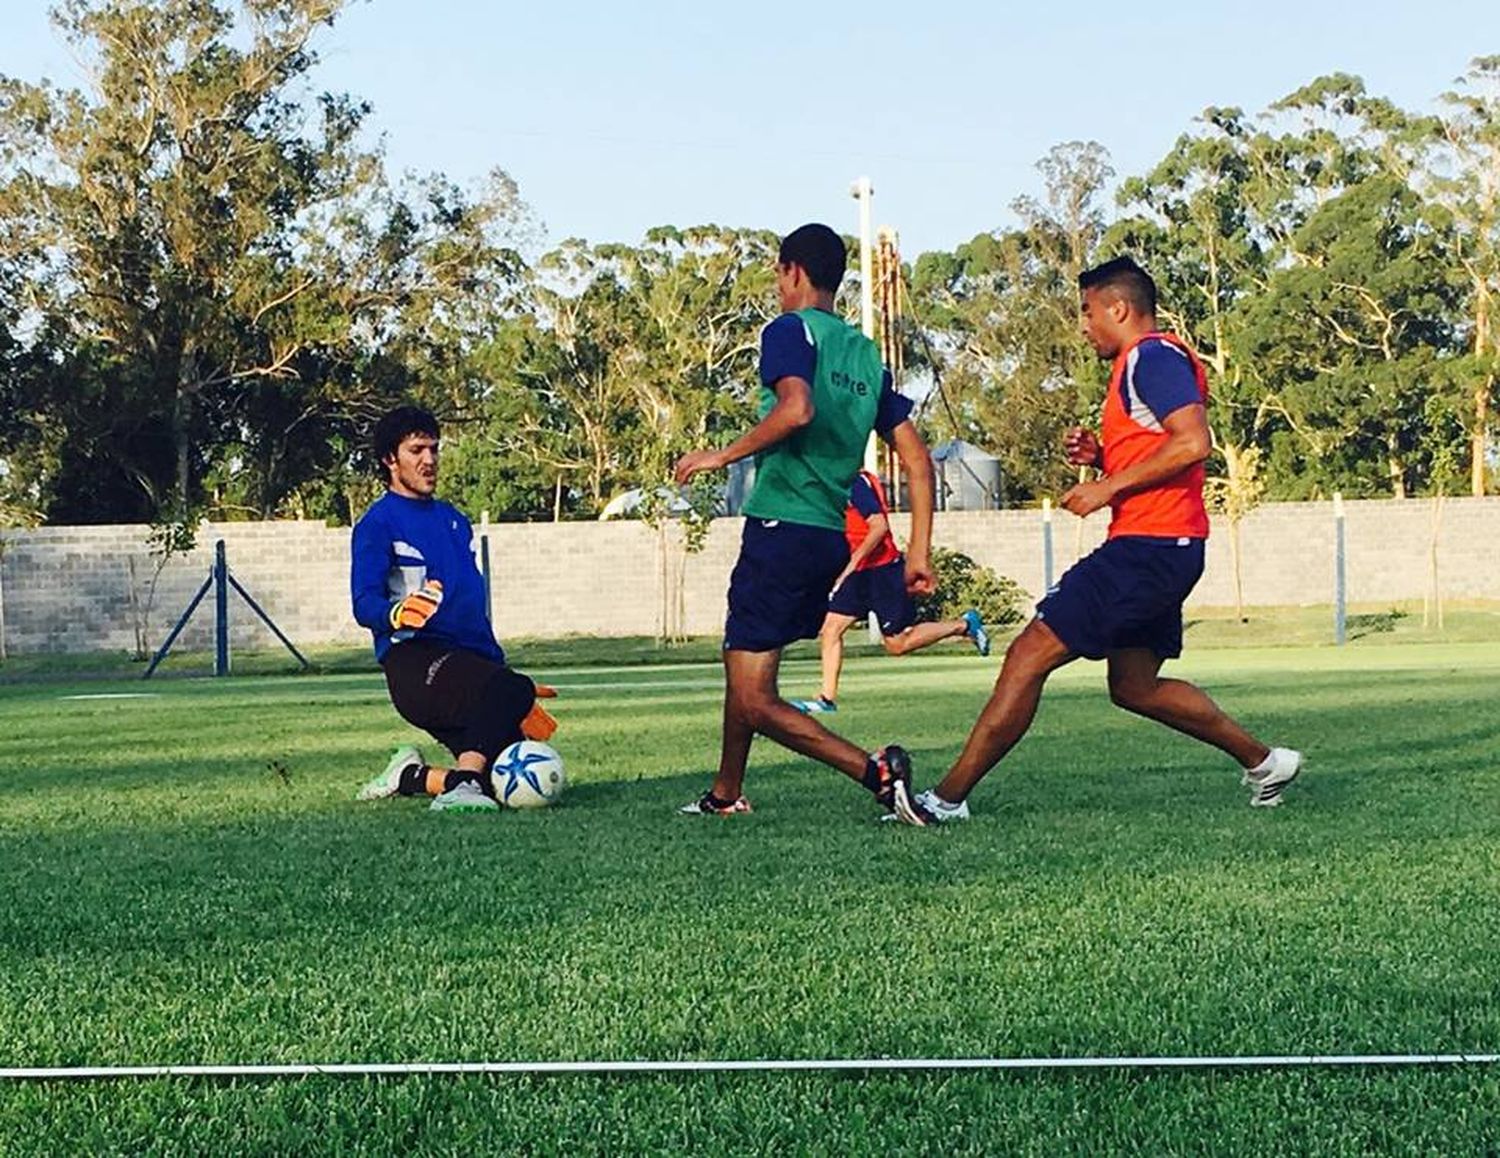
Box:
[816,613,858,703]
[930,618,1075,804]
[424,747,501,811]
[1105,649,1269,767]
[713,647,883,801]
[880,618,970,656]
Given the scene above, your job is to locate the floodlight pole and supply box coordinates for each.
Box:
[850,177,878,474]
[851,177,875,339]
[850,177,883,644]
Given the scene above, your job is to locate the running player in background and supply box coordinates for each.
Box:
[789,468,989,716]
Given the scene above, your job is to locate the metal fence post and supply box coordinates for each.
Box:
[214,540,229,676]
[1042,498,1055,594]
[1333,494,1346,646]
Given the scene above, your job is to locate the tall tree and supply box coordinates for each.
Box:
[1240,76,1462,498]
[474,227,775,518]
[909,142,1114,502]
[1108,107,1274,503]
[0,0,526,523]
[1436,56,1500,495]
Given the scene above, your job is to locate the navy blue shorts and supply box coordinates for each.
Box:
[828,558,916,636]
[724,518,849,652]
[1036,536,1204,660]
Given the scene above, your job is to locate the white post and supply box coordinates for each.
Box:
[850,176,881,641]
[479,510,493,626]
[1332,493,1346,646]
[1041,499,1054,594]
[850,176,875,340]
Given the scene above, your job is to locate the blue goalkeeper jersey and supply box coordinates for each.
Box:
[350,491,504,664]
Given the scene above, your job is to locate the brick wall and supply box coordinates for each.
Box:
[1,497,1497,654]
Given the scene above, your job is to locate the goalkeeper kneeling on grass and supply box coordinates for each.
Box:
[350,405,558,813]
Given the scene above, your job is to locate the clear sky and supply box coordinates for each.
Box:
[3,1,1496,257]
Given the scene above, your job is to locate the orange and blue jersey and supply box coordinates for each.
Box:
[1100,332,1210,540]
[845,470,901,571]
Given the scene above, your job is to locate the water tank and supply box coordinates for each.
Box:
[931,439,1002,510]
[725,458,757,515]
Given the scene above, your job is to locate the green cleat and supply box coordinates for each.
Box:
[357,744,423,801]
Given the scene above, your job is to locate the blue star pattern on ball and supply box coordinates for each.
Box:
[499,748,551,804]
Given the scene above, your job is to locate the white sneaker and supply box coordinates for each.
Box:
[1245,748,1302,808]
[892,787,971,826]
[357,744,423,801]
[429,781,499,813]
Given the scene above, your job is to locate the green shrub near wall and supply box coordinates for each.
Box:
[913,546,1029,628]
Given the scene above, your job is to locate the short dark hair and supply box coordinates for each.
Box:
[372,405,439,476]
[1079,256,1157,317]
[778,223,847,292]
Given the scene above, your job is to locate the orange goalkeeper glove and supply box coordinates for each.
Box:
[389,579,444,631]
[521,683,558,740]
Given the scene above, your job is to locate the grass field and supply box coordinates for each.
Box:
[2,635,1499,1153]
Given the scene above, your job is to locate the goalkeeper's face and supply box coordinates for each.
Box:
[386,433,440,499]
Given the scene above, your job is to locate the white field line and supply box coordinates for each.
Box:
[57,693,162,700]
[2,1053,1498,1081]
[49,655,989,702]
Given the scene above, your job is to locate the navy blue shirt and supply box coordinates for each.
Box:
[849,472,885,518]
[350,491,504,664]
[1122,338,1203,428]
[759,312,914,436]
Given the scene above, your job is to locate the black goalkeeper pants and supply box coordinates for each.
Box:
[380,639,537,763]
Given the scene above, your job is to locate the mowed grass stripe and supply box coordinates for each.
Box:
[0,643,1497,1149]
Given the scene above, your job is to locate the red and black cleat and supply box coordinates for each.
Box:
[679,791,753,816]
[867,745,913,810]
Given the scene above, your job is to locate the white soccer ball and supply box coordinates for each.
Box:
[491,740,566,808]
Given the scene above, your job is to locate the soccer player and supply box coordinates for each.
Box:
[894,256,1301,825]
[350,405,557,813]
[673,223,938,817]
[789,468,989,716]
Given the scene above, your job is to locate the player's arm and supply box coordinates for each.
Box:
[886,418,936,595]
[1106,403,1210,497]
[1063,426,1101,467]
[1062,341,1208,517]
[1061,405,1210,517]
[675,314,815,483]
[846,513,888,571]
[832,512,889,591]
[350,518,398,631]
[674,377,813,483]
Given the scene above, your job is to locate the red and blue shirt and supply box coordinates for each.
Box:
[1101,333,1210,540]
[844,469,901,571]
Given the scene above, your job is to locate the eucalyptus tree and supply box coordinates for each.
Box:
[476,225,776,518]
[1435,56,1500,495]
[908,142,1114,502]
[1239,75,1463,498]
[0,0,527,523]
[1107,106,1275,501]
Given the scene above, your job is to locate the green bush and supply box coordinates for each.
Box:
[913,546,1029,629]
